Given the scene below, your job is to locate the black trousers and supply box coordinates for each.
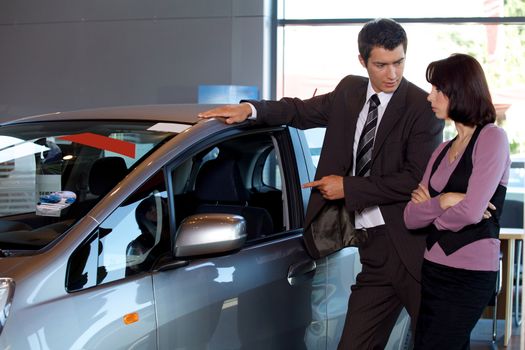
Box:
[338,226,421,350]
[414,259,497,350]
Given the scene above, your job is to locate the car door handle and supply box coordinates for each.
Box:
[287,260,317,286]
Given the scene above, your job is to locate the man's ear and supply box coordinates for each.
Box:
[358,55,366,68]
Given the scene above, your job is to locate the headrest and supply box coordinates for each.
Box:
[195,157,249,203]
[89,157,128,196]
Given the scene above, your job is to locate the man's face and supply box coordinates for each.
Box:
[359,44,406,93]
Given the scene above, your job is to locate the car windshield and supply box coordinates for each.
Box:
[0,120,176,255]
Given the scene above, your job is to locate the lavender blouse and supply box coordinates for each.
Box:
[403,123,510,271]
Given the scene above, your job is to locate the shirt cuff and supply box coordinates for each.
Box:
[242,102,257,120]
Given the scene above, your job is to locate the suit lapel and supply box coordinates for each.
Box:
[344,81,368,173]
[371,78,408,162]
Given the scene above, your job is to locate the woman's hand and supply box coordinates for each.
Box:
[483,202,496,219]
[411,184,431,204]
[438,193,495,219]
[438,192,465,210]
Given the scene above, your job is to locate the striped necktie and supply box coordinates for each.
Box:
[355,94,380,177]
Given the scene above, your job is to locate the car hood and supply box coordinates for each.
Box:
[0,255,31,277]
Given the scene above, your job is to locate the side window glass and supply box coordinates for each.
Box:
[256,147,285,232]
[171,133,287,242]
[100,190,168,279]
[201,147,219,163]
[67,172,168,292]
[262,149,282,190]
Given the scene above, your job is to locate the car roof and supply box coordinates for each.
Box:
[1,104,224,125]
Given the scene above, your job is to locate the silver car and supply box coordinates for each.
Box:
[0,104,410,349]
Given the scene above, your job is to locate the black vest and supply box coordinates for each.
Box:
[426,125,506,255]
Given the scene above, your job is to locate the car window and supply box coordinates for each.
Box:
[170,132,288,241]
[67,172,169,291]
[0,121,174,254]
[262,149,282,190]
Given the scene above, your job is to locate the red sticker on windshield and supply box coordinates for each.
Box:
[59,133,136,158]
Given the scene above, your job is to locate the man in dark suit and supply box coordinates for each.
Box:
[199,18,443,350]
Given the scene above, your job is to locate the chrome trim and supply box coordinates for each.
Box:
[0,278,15,336]
[174,213,246,257]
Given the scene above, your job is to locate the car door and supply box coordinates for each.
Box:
[153,128,324,350]
[59,175,171,350]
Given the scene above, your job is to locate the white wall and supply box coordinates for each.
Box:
[0,0,272,119]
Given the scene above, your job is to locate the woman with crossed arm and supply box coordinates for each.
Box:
[403,53,511,349]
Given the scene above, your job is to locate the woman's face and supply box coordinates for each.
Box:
[427,85,449,120]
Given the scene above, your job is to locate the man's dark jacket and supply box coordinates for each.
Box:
[251,75,443,281]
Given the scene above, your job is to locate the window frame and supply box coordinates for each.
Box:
[165,126,304,241]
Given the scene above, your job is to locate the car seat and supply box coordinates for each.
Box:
[66,157,128,219]
[194,156,273,240]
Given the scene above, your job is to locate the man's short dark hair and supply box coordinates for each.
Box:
[426,53,496,127]
[358,18,407,64]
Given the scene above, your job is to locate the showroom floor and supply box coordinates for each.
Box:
[470,319,522,349]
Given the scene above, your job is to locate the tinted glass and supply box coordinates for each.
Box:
[0,121,174,253]
[67,177,169,291]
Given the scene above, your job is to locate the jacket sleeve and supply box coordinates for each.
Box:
[248,75,358,130]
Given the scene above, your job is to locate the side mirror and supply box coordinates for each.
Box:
[173,213,247,258]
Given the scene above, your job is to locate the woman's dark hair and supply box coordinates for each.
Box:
[426,53,496,126]
[358,18,407,64]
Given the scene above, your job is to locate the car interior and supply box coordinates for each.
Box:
[193,155,274,240]
[0,151,132,238]
[171,132,287,242]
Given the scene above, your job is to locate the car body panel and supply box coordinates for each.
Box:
[154,234,314,349]
[1,274,157,349]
